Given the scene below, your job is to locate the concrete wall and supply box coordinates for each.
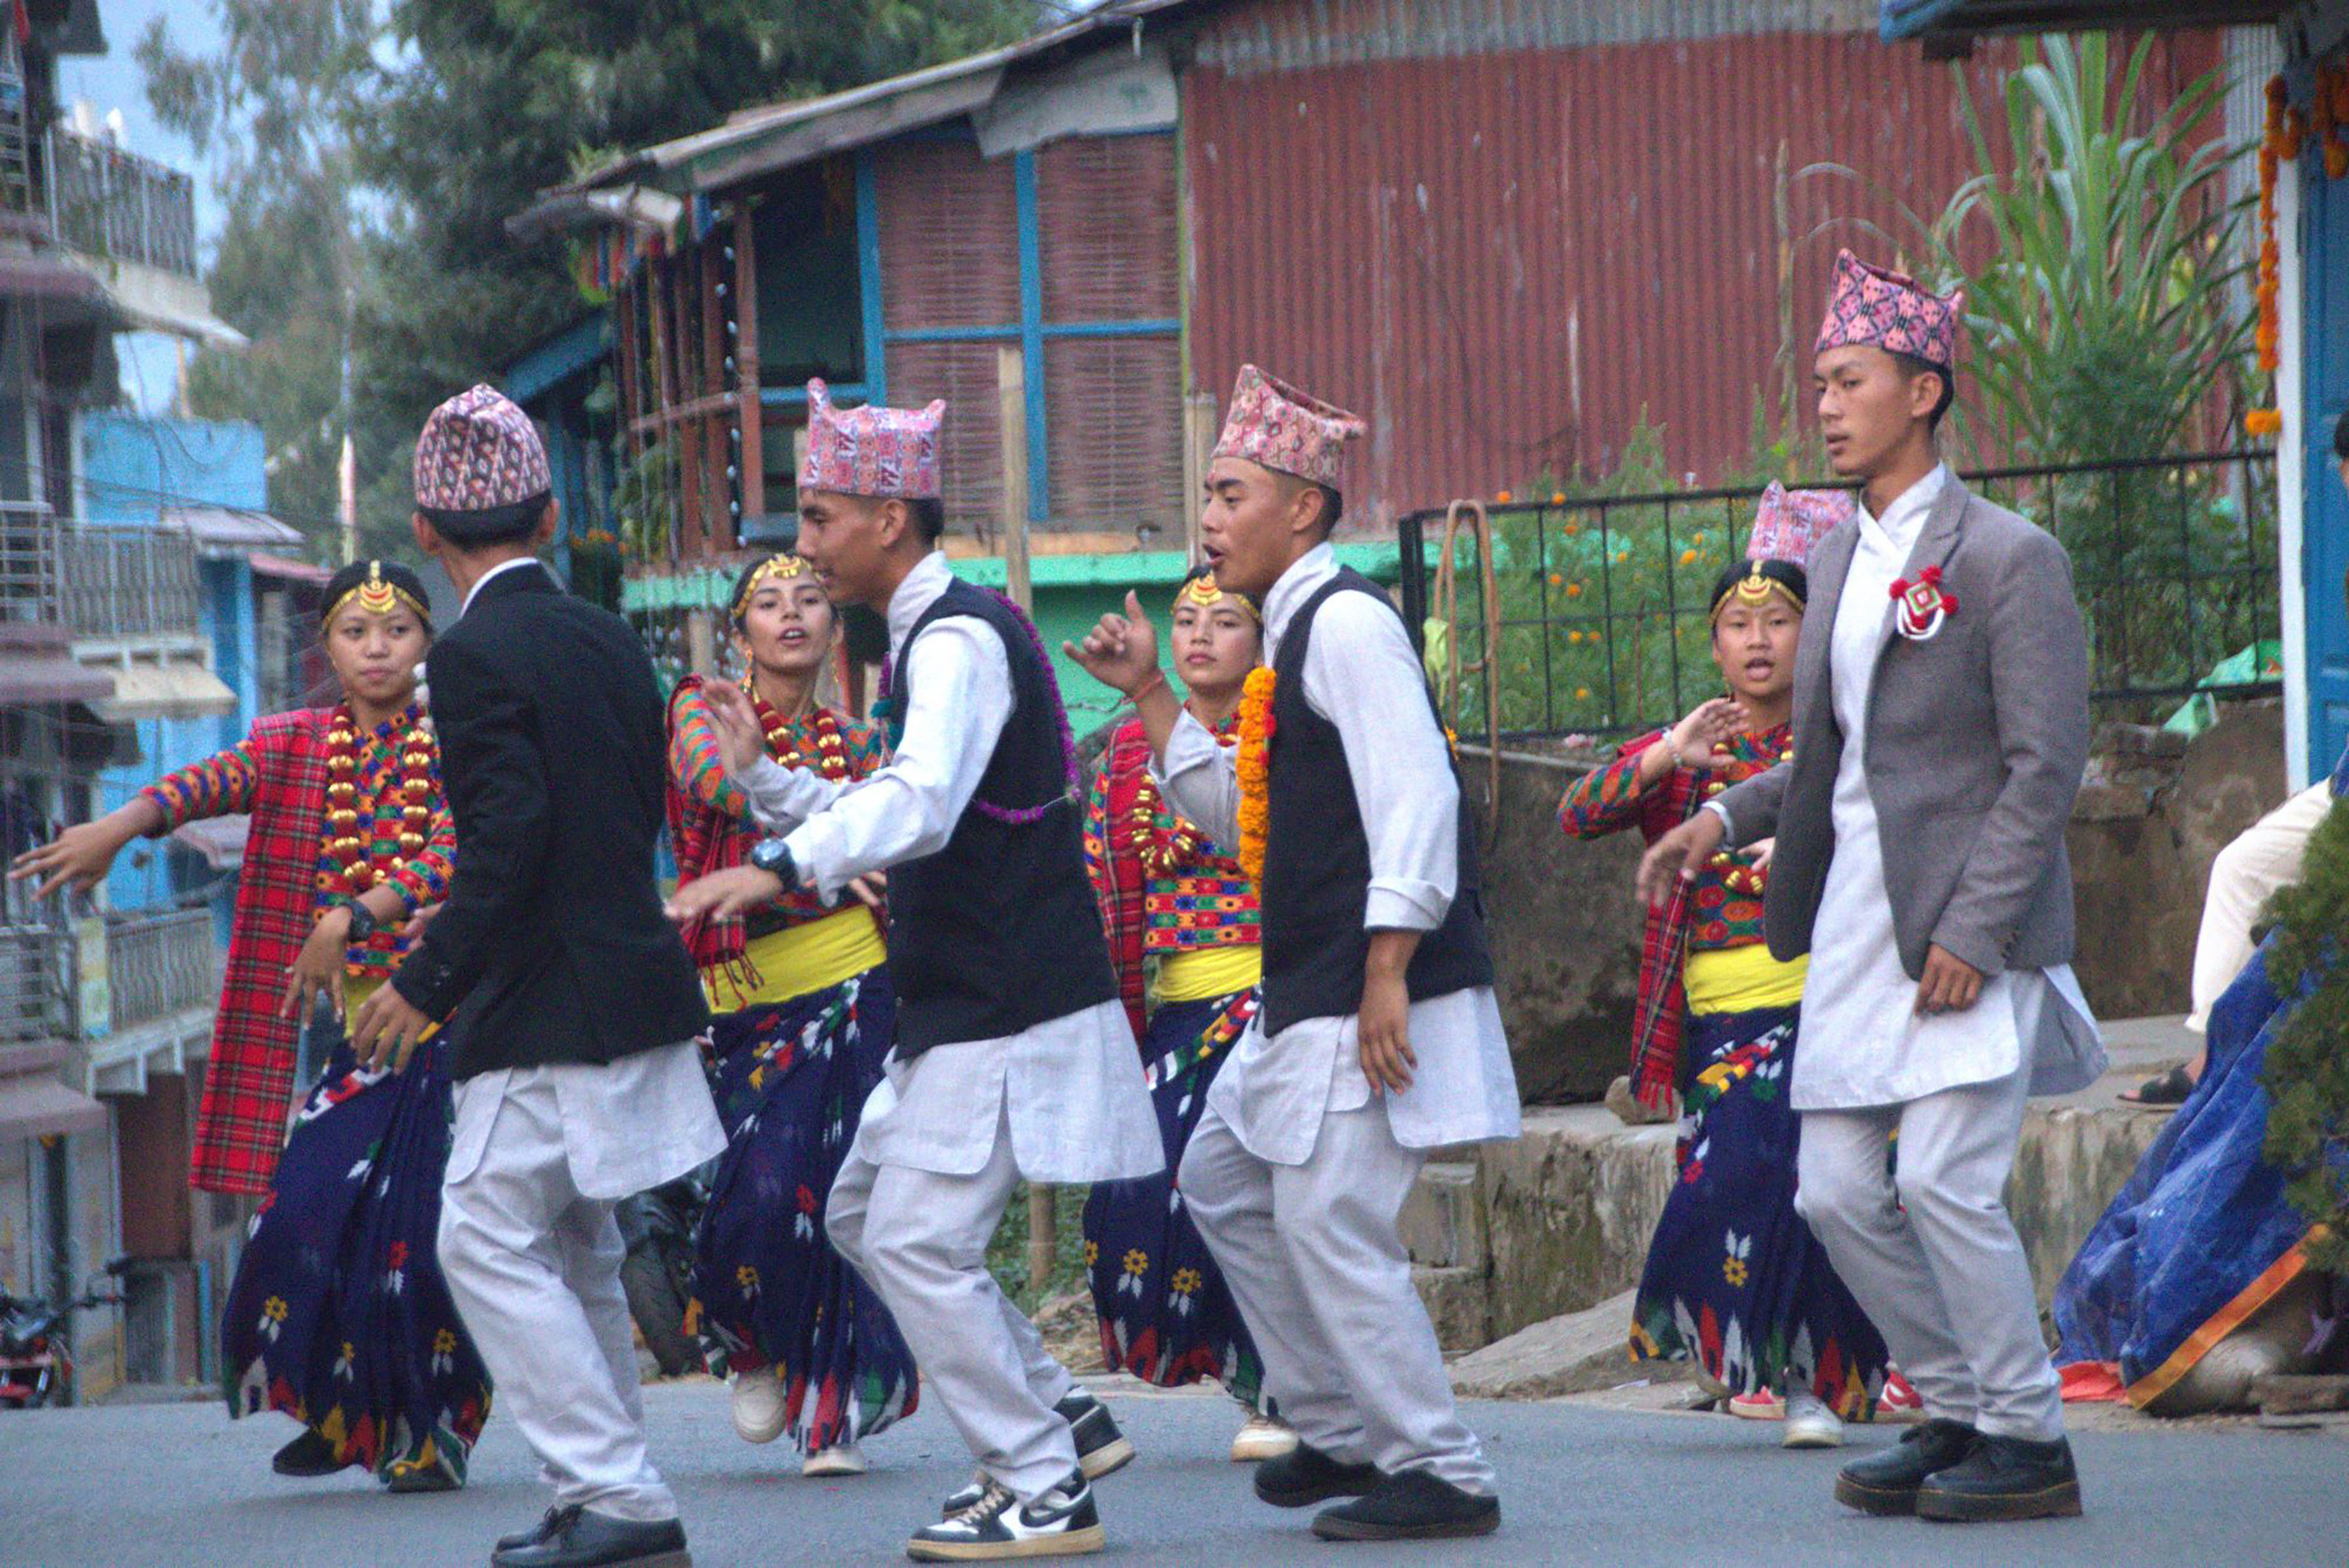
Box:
[1468,699,2290,1104]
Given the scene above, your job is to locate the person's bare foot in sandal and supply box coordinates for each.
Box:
[2121,1052,2205,1107]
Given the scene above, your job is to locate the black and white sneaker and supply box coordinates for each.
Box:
[1054,1391,1136,1481]
[938,1392,1135,1518]
[907,1470,1105,1561]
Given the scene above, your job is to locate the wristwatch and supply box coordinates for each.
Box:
[341,899,380,943]
[748,838,800,889]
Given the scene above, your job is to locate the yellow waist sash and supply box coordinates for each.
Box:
[1681,944,1806,1016]
[340,975,384,1016]
[718,908,888,1011]
[1156,943,1263,1004]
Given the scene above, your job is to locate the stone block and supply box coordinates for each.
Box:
[2008,1100,2167,1305]
[1398,1160,1486,1272]
[1449,1287,1647,1399]
[1412,1265,1494,1355]
[1475,1106,1677,1342]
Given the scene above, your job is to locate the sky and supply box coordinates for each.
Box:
[55,0,227,416]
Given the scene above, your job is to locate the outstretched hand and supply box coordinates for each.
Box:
[1635,810,1727,910]
[701,681,769,775]
[1063,592,1161,698]
[8,820,127,901]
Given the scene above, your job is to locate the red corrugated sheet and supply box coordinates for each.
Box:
[1182,5,2222,521]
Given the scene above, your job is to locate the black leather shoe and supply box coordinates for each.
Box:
[489,1509,690,1568]
[1311,1469,1500,1542]
[1254,1443,1385,1509]
[1834,1418,1980,1515]
[497,1506,581,1553]
[1916,1433,2083,1522]
[1054,1391,1137,1481]
[271,1429,353,1478]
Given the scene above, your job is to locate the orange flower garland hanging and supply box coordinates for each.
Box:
[1235,667,1278,885]
[2249,76,2289,438]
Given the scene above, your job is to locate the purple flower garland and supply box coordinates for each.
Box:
[874,589,1079,827]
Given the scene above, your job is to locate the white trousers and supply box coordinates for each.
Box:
[1795,1069,2063,1442]
[437,1070,678,1522]
[825,1101,1080,1503]
[1178,1099,1496,1494]
[2188,780,2330,1032]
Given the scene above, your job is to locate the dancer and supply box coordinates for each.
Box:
[1067,365,1518,1543]
[11,560,489,1493]
[1560,489,1888,1449]
[665,549,916,1475]
[352,384,721,1568]
[1080,566,1293,1465]
[664,381,1159,1561]
[1639,253,2106,1523]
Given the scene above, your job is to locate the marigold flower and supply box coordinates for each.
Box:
[1679,549,1698,566]
[1496,489,1513,504]
[1566,582,1584,598]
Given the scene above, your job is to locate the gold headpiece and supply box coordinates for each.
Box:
[732,553,814,621]
[1710,561,1805,624]
[328,561,429,625]
[1173,571,1261,624]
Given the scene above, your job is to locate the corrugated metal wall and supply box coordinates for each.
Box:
[1182,0,2223,519]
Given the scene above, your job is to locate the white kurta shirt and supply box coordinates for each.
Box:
[443,555,724,1199]
[1154,542,1520,1165]
[729,549,1159,1183]
[1792,466,2104,1111]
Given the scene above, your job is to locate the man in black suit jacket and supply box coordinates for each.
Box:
[354,384,718,1568]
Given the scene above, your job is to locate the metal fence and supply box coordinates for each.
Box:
[1397,450,2281,743]
[0,505,204,638]
[44,125,199,279]
[0,920,69,1042]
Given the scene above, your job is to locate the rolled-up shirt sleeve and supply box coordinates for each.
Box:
[1152,710,1242,848]
[781,618,1009,899]
[1308,593,1456,932]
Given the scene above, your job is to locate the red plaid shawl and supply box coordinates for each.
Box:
[1557,724,1790,1110]
[143,709,334,1194]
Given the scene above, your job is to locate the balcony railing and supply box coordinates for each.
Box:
[0,908,216,1044]
[43,125,198,279]
[102,909,216,1035]
[0,505,204,640]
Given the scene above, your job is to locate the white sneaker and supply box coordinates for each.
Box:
[906,1470,1105,1561]
[730,1366,788,1445]
[803,1441,867,1477]
[1783,1389,1845,1449]
[1229,1415,1299,1463]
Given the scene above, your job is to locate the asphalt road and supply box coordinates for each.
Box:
[7,1378,2344,1567]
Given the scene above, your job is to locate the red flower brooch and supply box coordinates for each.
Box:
[1889,565,1958,642]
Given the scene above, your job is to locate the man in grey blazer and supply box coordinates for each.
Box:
[1640,253,2104,1525]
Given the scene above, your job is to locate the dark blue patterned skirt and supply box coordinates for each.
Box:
[1630,1004,1888,1416]
[1082,988,1266,1406]
[221,1006,491,1485]
[690,966,917,1453]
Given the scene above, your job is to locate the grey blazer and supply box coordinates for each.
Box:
[1713,478,2091,981]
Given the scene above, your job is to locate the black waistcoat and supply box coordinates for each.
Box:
[1260,568,1496,1035]
[887,579,1119,1054]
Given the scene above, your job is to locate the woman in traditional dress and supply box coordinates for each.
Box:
[1079,566,1294,1464]
[1559,505,1891,1449]
[666,551,916,1477]
[12,559,489,1493]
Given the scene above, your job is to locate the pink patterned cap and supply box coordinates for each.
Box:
[1211,365,1366,490]
[1746,482,1852,569]
[1814,249,1964,369]
[414,384,551,512]
[798,379,945,500]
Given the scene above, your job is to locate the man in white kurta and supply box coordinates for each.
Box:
[1073,365,1516,1545]
[666,381,1156,1561]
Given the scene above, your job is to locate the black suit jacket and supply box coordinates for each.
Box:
[393,561,710,1077]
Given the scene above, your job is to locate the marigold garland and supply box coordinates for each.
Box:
[2250,75,2290,433]
[1235,667,1277,885]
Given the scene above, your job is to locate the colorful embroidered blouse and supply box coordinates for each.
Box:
[665,677,889,963]
[143,705,455,984]
[1557,723,1792,1101]
[1084,715,1263,1036]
